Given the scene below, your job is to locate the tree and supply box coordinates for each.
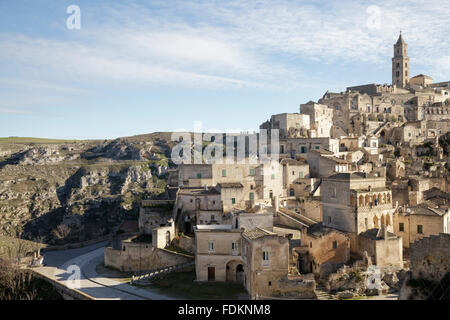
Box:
[52,224,71,240]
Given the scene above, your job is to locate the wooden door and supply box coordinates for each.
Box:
[208,267,215,281]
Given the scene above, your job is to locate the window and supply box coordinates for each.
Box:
[269,192,273,199]
[310,241,312,248]
[249,192,254,200]
[231,198,236,204]
[332,188,337,198]
[417,225,423,234]
[222,169,227,177]
[289,188,295,196]
[292,171,295,176]
[208,242,214,251]
[315,146,320,150]
[197,173,202,179]
[249,168,255,176]
[332,241,337,249]
[399,223,404,232]
[300,146,307,153]
[232,242,238,251]
[263,251,270,265]
[250,185,254,190]
[271,174,275,180]
[299,171,303,178]
[328,216,331,224]
[211,215,215,221]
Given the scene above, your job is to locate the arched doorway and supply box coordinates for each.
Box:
[166,231,171,247]
[226,260,244,283]
[236,264,244,284]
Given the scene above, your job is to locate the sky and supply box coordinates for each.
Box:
[0,0,449,139]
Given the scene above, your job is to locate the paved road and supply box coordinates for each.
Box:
[36,243,171,300]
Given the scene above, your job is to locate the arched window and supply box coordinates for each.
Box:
[365,195,370,206]
[380,214,385,226]
[382,194,386,204]
[373,216,379,228]
[359,195,364,206]
[387,193,391,203]
[386,214,391,226]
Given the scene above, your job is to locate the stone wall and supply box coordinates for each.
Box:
[104,245,193,272]
[152,224,175,249]
[177,234,196,254]
[410,233,450,282]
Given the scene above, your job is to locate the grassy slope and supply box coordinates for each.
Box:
[0,137,82,144]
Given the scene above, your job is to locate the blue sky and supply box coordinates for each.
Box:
[0,0,449,139]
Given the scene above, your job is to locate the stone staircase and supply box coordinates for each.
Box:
[373,120,389,136]
[130,261,194,285]
[314,284,337,300]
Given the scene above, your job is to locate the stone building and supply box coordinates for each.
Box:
[306,149,352,178]
[392,32,410,88]
[177,160,285,209]
[357,226,403,267]
[241,228,290,299]
[194,224,244,282]
[299,101,334,137]
[409,74,433,88]
[259,113,310,139]
[138,200,175,235]
[294,223,350,275]
[321,172,402,266]
[280,137,340,157]
[393,204,449,248]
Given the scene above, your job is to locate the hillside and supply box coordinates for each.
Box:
[0,133,177,244]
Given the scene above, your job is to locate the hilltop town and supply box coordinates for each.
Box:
[1,33,449,300]
[102,33,450,300]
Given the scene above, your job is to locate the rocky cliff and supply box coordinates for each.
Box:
[0,133,176,244]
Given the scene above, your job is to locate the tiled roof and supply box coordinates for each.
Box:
[359,228,398,240]
[403,205,446,217]
[243,227,274,240]
[327,172,366,180]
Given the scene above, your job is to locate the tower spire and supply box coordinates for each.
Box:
[392,33,409,87]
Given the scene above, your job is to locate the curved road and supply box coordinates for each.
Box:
[35,242,170,300]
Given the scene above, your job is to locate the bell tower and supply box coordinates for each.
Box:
[392,32,410,87]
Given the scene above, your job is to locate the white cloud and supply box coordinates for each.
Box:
[0,0,448,95]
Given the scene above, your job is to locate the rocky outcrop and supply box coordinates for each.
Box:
[0,134,173,244]
[326,264,405,297]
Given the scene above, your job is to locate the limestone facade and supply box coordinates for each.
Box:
[393,205,449,248]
